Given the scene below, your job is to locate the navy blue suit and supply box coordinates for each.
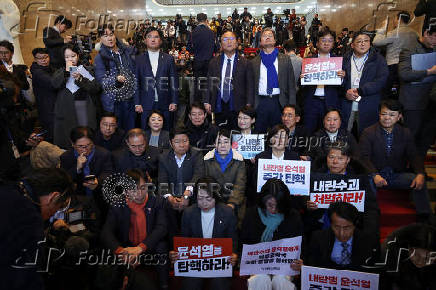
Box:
[302,55,341,134]
[134,51,178,129]
[341,48,388,134]
[187,23,215,101]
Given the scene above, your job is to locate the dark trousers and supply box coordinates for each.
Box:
[417,100,436,156]
[193,59,210,102]
[114,100,135,132]
[214,101,237,130]
[254,95,282,134]
[403,109,424,139]
[369,167,432,215]
[304,97,327,134]
[384,64,400,99]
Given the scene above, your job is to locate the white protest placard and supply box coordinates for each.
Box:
[173,237,233,278]
[240,237,302,276]
[310,175,366,212]
[232,134,265,159]
[301,265,379,290]
[310,191,365,212]
[257,159,311,195]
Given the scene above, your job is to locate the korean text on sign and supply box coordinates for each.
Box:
[240,237,302,276]
[232,134,265,159]
[173,237,233,278]
[257,159,311,195]
[301,265,379,290]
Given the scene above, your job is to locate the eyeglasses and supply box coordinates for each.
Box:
[74,143,93,150]
[282,113,295,119]
[146,35,161,39]
[222,37,236,42]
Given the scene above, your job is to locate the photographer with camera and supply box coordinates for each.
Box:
[264,8,274,28]
[43,15,73,69]
[0,168,74,290]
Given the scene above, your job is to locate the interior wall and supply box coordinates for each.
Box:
[317,0,423,36]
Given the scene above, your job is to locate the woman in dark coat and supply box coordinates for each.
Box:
[240,178,303,290]
[52,44,101,149]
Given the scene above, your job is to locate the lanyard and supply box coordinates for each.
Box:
[352,53,368,73]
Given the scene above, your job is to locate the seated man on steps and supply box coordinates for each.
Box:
[359,99,433,222]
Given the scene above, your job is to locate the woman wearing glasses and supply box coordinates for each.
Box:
[52,44,101,149]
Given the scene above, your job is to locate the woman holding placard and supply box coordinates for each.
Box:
[240,178,303,290]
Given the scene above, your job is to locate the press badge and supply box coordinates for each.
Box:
[353,77,360,87]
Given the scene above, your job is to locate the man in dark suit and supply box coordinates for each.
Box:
[304,202,377,271]
[134,27,178,130]
[301,27,345,134]
[251,28,296,133]
[308,109,359,161]
[30,48,56,141]
[94,112,125,152]
[187,13,215,101]
[204,30,254,129]
[42,15,72,69]
[281,104,310,156]
[158,127,205,246]
[398,24,436,154]
[359,99,433,220]
[100,169,167,290]
[0,168,73,290]
[112,128,159,179]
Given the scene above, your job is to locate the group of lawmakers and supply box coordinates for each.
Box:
[3,10,436,290]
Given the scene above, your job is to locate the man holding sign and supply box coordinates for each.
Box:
[300,27,346,134]
[308,142,379,243]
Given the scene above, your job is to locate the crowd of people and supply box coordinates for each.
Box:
[1,4,436,290]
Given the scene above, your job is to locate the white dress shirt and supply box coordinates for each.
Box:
[148,50,160,102]
[221,53,235,99]
[259,57,280,95]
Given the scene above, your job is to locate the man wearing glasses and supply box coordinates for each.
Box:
[30,47,56,141]
[204,30,254,130]
[94,24,137,131]
[341,31,388,135]
[112,128,159,180]
[134,26,178,130]
[301,27,345,134]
